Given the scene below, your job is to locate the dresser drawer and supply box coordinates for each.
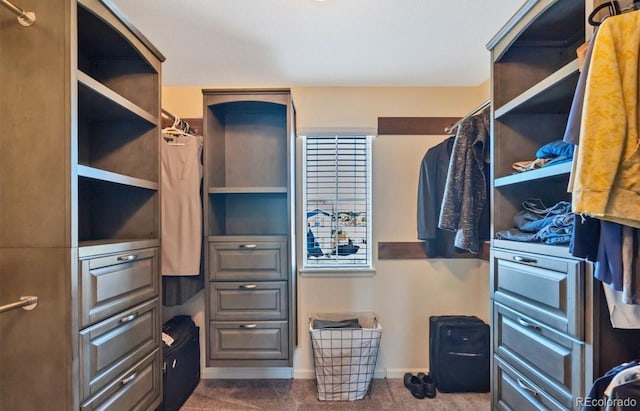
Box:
[494,355,569,411]
[79,247,158,327]
[81,348,161,411]
[209,321,288,360]
[209,281,287,321]
[209,240,287,281]
[494,302,583,409]
[491,249,583,338]
[79,298,160,402]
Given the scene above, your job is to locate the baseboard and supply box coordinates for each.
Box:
[201,367,294,379]
[201,367,428,380]
[384,368,430,379]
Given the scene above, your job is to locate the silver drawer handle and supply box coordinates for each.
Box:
[517,318,541,332]
[239,244,257,249]
[120,313,138,324]
[513,256,537,264]
[517,378,539,397]
[121,373,137,386]
[117,254,138,262]
[240,324,257,328]
[240,284,257,289]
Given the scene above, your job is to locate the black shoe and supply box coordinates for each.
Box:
[403,373,426,399]
[417,372,437,398]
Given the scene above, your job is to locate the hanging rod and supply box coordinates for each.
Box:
[444,99,491,134]
[161,108,177,121]
[0,0,36,26]
[0,296,38,314]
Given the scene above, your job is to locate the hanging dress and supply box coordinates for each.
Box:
[161,132,204,304]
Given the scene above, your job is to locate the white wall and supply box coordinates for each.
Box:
[162,86,490,379]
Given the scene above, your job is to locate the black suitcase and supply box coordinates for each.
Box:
[159,315,200,411]
[429,315,490,393]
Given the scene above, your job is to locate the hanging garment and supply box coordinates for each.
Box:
[161,133,203,276]
[438,106,491,253]
[582,361,640,411]
[417,136,457,257]
[572,12,640,228]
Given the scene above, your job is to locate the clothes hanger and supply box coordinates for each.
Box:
[588,1,621,26]
[162,117,189,145]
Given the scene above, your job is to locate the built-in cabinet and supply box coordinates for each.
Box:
[202,89,296,367]
[487,1,640,410]
[0,1,164,409]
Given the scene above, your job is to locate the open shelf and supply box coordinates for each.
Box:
[494,162,572,187]
[495,60,579,118]
[78,177,158,242]
[489,0,585,109]
[77,3,159,115]
[207,192,288,236]
[78,71,156,124]
[205,101,288,189]
[77,165,158,190]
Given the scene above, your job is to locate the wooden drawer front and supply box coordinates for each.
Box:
[210,281,287,321]
[209,241,286,281]
[494,355,568,411]
[80,247,158,327]
[492,249,582,338]
[209,321,288,360]
[79,298,159,401]
[81,348,161,411]
[494,303,583,408]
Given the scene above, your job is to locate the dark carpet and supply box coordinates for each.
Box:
[180,378,491,410]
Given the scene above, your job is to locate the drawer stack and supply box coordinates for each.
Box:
[491,249,585,411]
[208,237,290,364]
[78,243,161,410]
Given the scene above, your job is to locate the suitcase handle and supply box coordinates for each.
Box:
[240,324,257,328]
[117,254,138,262]
[516,378,539,397]
[239,284,257,289]
[517,318,541,333]
[513,255,537,264]
[121,373,137,386]
[120,313,138,324]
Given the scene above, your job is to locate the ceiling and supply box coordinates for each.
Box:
[110,0,525,88]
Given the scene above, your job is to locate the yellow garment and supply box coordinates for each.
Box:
[574,12,640,228]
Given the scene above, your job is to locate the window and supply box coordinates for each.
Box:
[302,135,372,269]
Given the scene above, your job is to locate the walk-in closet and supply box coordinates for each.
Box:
[2,1,640,410]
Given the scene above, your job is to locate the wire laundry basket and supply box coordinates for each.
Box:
[309,312,382,401]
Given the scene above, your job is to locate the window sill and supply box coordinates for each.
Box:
[299,267,376,277]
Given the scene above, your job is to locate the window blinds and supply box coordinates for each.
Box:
[304,135,370,267]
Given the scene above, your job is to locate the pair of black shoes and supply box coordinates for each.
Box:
[403,372,436,399]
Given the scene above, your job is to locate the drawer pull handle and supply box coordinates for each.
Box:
[513,256,537,264]
[117,254,138,262]
[240,324,257,328]
[240,284,257,289]
[120,313,138,324]
[239,244,257,249]
[518,318,541,332]
[516,378,539,397]
[121,373,137,386]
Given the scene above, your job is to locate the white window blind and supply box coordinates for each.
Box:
[303,135,372,268]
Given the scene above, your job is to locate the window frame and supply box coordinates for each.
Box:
[300,134,374,274]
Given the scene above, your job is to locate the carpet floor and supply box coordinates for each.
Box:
[179,378,491,410]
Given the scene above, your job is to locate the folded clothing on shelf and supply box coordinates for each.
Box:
[495,200,574,245]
